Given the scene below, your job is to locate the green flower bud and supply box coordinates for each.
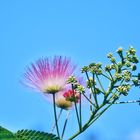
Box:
[89,63,102,75]
[107,53,113,58]
[138,73,140,80]
[89,63,96,68]
[132,78,139,86]
[123,70,131,82]
[131,65,137,71]
[117,62,122,68]
[124,76,131,82]
[96,69,102,75]
[96,62,102,68]
[129,46,136,55]
[94,87,101,94]
[67,76,77,84]
[131,56,139,63]
[76,85,85,93]
[116,47,123,54]
[126,50,130,56]
[115,73,122,81]
[105,65,112,71]
[125,61,131,67]
[86,77,96,88]
[126,55,131,61]
[110,57,116,63]
[111,64,115,69]
[81,66,89,73]
[117,84,130,96]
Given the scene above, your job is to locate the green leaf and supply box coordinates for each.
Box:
[15,129,60,140]
[0,126,59,140]
[0,126,16,140]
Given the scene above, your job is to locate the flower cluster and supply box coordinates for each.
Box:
[116,84,131,96]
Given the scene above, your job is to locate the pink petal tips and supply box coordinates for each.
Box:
[22,56,75,94]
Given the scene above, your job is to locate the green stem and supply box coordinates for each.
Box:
[101,73,112,80]
[51,108,63,132]
[96,74,106,93]
[108,71,114,81]
[61,111,70,139]
[68,102,113,140]
[85,72,99,107]
[101,67,112,80]
[68,96,117,140]
[68,129,83,140]
[92,73,99,108]
[74,102,81,131]
[105,78,124,102]
[89,90,93,114]
[52,94,60,139]
[87,104,112,127]
[109,100,140,104]
[71,84,81,131]
[105,80,115,98]
[82,93,95,106]
[79,93,82,128]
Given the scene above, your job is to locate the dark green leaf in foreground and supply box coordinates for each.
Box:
[15,129,60,140]
[0,126,16,140]
[0,126,59,140]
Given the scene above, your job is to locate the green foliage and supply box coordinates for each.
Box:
[0,126,59,140]
[0,126,15,140]
[15,129,60,140]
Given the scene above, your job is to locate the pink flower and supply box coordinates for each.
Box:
[23,56,75,94]
[63,89,80,103]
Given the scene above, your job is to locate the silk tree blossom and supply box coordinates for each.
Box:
[55,90,73,110]
[23,56,75,94]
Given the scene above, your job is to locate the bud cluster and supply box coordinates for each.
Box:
[76,85,85,93]
[89,63,102,75]
[106,47,140,91]
[86,77,96,88]
[81,66,89,73]
[115,73,122,81]
[67,76,77,84]
[105,64,115,71]
[116,84,131,96]
[126,47,138,63]
[123,70,131,82]
[81,47,140,98]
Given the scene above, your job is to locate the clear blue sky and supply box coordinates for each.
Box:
[0,0,140,140]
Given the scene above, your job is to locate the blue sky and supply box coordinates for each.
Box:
[0,0,140,140]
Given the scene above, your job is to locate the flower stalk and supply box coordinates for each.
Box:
[51,108,63,133]
[85,71,99,108]
[61,111,70,139]
[52,93,60,139]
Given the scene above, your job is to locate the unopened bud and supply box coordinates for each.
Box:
[107,53,113,58]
